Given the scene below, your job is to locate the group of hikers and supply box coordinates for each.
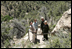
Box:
[29,17,49,44]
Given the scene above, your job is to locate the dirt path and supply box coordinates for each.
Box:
[12,28,51,48]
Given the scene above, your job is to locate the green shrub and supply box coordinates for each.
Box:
[52,24,56,28]
[4,39,11,48]
[1,15,13,22]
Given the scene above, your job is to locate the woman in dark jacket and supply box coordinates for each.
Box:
[42,20,49,41]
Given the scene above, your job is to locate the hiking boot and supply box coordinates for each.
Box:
[42,38,45,41]
[46,39,48,41]
[34,41,37,44]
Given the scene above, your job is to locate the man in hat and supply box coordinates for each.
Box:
[42,20,49,41]
[41,17,45,32]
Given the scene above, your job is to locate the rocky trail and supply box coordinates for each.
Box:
[12,28,51,48]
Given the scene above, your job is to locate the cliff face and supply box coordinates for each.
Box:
[52,8,71,33]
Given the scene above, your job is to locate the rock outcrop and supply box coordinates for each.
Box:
[1,18,27,47]
[1,5,14,17]
[10,18,26,38]
[1,6,8,16]
[51,8,71,34]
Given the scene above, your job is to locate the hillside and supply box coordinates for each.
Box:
[1,1,71,48]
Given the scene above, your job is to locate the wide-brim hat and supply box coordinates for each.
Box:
[41,17,44,19]
[44,20,47,23]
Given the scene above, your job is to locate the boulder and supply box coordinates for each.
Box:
[51,8,71,34]
[10,18,26,38]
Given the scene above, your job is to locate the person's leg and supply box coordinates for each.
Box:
[35,29,37,39]
[35,33,37,39]
[35,33,37,43]
[33,33,35,43]
[46,34,48,40]
[43,34,46,41]
[44,34,46,38]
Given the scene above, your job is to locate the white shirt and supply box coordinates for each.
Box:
[29,24,36,32]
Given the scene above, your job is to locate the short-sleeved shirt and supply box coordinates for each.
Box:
[33,22,38,30]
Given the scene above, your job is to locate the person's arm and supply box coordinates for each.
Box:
[32,23,36,32]
[48,24,49,30]
[47,24,49,33]
[41,22,43,30]
[37,22,38,29]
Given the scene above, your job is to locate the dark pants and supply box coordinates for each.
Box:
[43,34,48,40]
[35,29,37,38]
[35,29,38,44]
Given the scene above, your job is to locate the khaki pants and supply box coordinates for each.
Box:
[32,33,37,43]
[32,33,35,43]
[32,29,38,43]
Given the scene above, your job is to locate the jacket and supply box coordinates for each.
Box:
[41,20,45,30]
[43,24,49,33]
